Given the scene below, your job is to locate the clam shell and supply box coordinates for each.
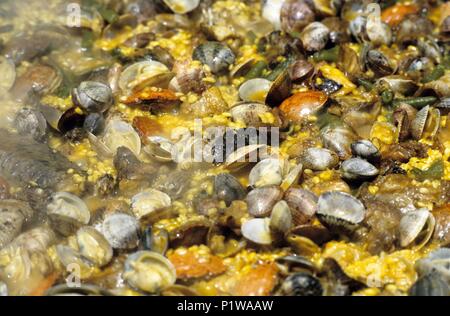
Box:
[230,102,272,127]
[301,147,339,171]
[119,60,173,93]
[246,186,283,217]
[399,209,435,248]
[284,188,318,226]
[131,189,172,220]
[241,218,273,245]
[101,213,140,250]
[249,158,287,188]
[47,192,91,236]
[317,191,366,231]
[340,158,379,182]
[163,0,200,14]
[76,226,113,267]
[239,78,271,103]
[103,120,141,156]
[123,251,176,293]
[269,200,293,234]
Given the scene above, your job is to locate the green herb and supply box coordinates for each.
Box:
[412,160,444,181]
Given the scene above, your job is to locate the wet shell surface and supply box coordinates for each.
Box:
[399,209,435,249]
[123,251,176,293]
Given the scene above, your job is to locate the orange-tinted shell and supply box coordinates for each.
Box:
[279,91,328,122]
[132,116,163,142]
[168,249,227,279]
[381,4,419,26]
[122,87,179,107]
[232,262,278,296]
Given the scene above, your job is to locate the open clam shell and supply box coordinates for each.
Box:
[399,209,435,249]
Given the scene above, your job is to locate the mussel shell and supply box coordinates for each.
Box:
[399,209,435,249]
[301,148,339,171]
[246,186,283,217]
[340,158,379,182]
[214,173,246,207]
[317,191,366,232]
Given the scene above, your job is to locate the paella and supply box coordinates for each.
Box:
[0,0,449,296]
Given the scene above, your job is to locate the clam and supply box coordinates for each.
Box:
[83,113,106,136]
[76,227,113,267]
[192,42,235,74]
[169,219,211,248]
[230,102,273,127]
[266,70,293,108]
[365,50,395,77]
[72,81,114,113]
[280,0,315,34]
[214,173,246,207]
[411,106,441,141]
[143,136,175,162]
[14,108,47,142]
[280,163,303,191]
[350,140,380,163]
[225,144,268,171]
[301,148,339,171]
[300,22,330,52]
[284,188,318,226]
[287,235,321,257]
[162,0,200,14]
[280,91,328,122]
[131,189,172,220]
[289,224,331,246]
[317,191,366,233]
[262,0,284,30]
[140,227,169,255]
[100,213,140,250]
[376,76,418,97]
[399,209,435,249]
[270,200,293,234]
[249,158,287,188]
[409,273,450,296]
[279,272,323,296]
[118,60,174,94]
[0,200,34,249]
[393,103,417,141]
[102,120,141,156]
[0,56,15,93]
[55,244,93,275]
[246,186,283,217]
[45,284,113,296]
[241,218,273,245]
[320,123,358,160]
[123,251,176,294]
[340,158,379,182]
[365,3,392,46]
[47,192,91,236]
[288,59,314,83]
[416,248,450,282]
[238,79,272,103]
